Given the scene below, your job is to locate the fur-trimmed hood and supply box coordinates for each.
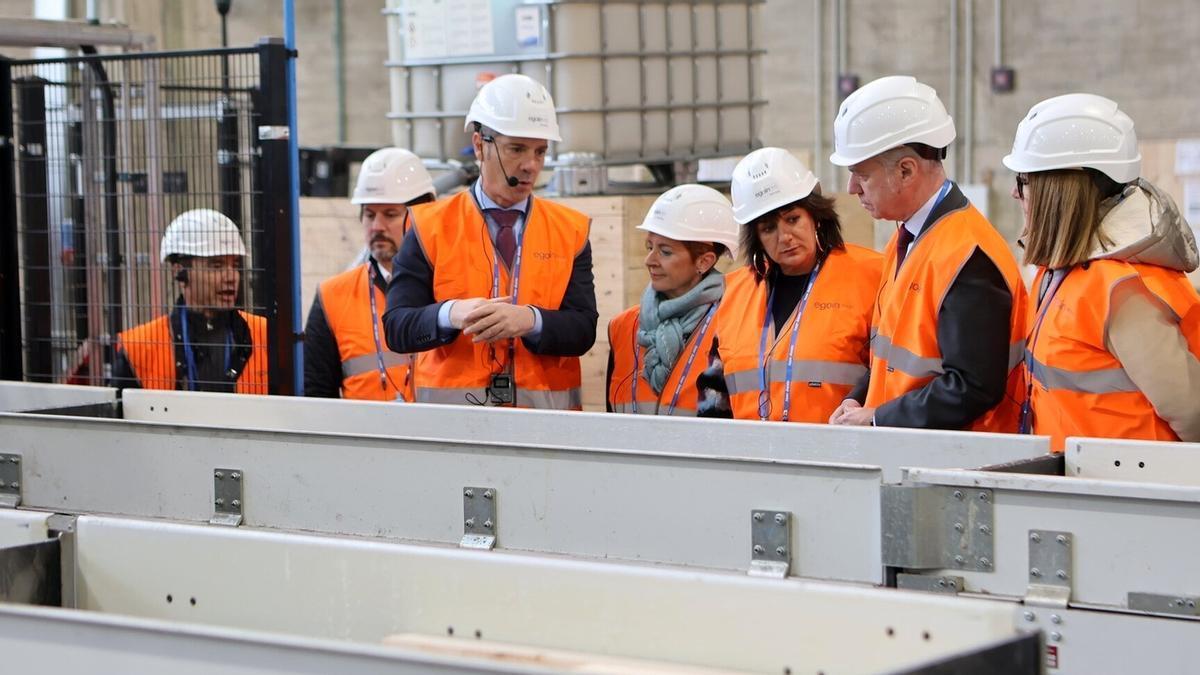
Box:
[1090,178,1198,272]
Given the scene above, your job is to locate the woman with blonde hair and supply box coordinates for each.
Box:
[1004,93,1200,450]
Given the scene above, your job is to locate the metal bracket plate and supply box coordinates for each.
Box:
[1026,530,1072,608]
[460,487,496,550]
[748,510,791,579]
[1128,592,1200,617]
[896,573,964,594]
[881,485,993,571]
[0,454,21,508]
[209,468,244,527]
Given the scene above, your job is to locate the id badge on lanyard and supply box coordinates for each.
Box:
[757,263,821,422]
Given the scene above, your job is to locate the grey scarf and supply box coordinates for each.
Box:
[637,271,725,394]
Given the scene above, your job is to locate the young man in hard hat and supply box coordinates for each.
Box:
[383,73,598,409]
[827,76,1028,431]
[304,147,436,400]
[112,209,267,392]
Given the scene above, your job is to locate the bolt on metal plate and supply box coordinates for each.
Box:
[0,454,21,509]
[748,510,791,579]
[209,468,244,527]
[1026,529,1072,607]
[880,485,993,570]
[460,486,497,550]
[896,573,964,594]
[1128,592,1200,617]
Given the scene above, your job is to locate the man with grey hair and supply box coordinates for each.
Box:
[827,76,1028,431]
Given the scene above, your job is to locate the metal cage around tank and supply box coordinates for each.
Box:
[0,39,298,393]
[385,0,766,171]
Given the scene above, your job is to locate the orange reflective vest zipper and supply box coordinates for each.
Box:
[116,311,268,393]
[607,303,717,416]
[866,197,1027,432]
[409,191,589,409]
[317,262,413,401]
[1024,261,1200,451]
[715,244,883,423]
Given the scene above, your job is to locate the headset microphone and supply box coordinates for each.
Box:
[175,268,189,284]
[483,134,520,188]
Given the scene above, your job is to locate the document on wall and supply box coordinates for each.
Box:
[399,0,495,60]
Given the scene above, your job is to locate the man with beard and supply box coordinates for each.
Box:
[384,74,597,409]
[112,209,267,392]
[303,147,436,400]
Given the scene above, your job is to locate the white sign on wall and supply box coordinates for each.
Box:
[400,0,495,60]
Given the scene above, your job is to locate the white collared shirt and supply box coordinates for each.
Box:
[899,182,949,258]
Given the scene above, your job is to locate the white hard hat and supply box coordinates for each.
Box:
[464,73,561,142]
[1002,93,1141,183]
[637,184,740,260]
[730,147,820,225]
[160,209,247,262]
[352,147,436,205]
[829,75,956,166]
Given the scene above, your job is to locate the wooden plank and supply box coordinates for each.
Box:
[382,633,739,674]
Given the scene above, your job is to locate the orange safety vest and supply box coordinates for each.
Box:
[116,311,268,393]
[317,263,414,401]
[866,196,1028,432]
[410,191,590,409]
[607,302,718,416]
[715,244,883,423]
[1026,261,1200,451]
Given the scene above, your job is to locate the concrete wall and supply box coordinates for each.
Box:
[762,0,1200,242]
[82,0,392,147]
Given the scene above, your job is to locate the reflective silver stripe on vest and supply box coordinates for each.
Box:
[869,333,944,379]
[416,386,582,409]
[341,352,412,378]
[1008,340,1025,370]
[871,334,1024,378]
[724,360,868,395]
[1026,352,1139,394]
[610,401,697,416]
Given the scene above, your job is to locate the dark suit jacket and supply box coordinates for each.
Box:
[382,205,598,358]
[846,185,1014,429]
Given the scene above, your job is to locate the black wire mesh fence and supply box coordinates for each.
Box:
[1,40,296,393]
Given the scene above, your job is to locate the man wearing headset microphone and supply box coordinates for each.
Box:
[304,147,436,401]
[112,209,268,392]
[383,74,598,409]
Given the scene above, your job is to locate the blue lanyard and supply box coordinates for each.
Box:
[179,305,232,392]
[366,262,391,393]
[472,183,527,306]
[900,180,954,258]
[631,303,717,415]
[491,236,525,303]
[757,261,821,422]
[1019,268,1069,434]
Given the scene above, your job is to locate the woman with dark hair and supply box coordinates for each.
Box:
[701,148,882,422]
[1004,94,1200,451]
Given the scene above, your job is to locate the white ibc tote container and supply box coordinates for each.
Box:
[385,0,763,166]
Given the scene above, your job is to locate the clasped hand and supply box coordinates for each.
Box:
[451,296,535,343]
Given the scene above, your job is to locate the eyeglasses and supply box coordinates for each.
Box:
[1014,173,1029,200]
